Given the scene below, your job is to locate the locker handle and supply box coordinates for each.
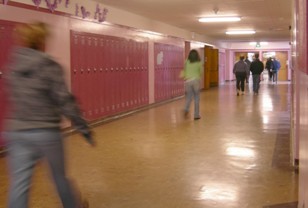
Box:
[87,68,90,72]
[0,71,2,78]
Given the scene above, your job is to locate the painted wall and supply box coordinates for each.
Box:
[292,0,307,207]
[4,0,218,46]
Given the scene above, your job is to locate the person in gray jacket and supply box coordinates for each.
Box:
[250,53,264,95]
[233,56,248,96]
[4,22,94,208]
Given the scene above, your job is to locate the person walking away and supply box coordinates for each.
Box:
[244,56,251,83]
[272,57,281,84]
[250,53,264,95]
[265,57,273,81]
[233,56,248,96]
[4,22,95,208]
[181,49,202,120]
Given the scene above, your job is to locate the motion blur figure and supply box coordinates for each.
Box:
[3,22,94,208]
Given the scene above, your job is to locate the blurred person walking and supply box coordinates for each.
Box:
[181,49,202,120]
[3,22,94,208]
[265,57,273,81]
[250,53,264,95]
[233,56,248,96]
[272,57,281,84]
[244,56,251,83]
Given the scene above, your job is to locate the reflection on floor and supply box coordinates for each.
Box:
[0,80,298,208]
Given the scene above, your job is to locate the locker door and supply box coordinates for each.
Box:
[99,37,106,117]
[0,21,15,148]
[104,38,112,115]
[92,36,100,119]
[79,34,88,118]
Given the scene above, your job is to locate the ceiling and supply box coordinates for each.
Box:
[98,0,292,43]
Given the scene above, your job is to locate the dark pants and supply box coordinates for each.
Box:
[268,70,273,81]
[272,71,278,83]
[236,72,246,92]
[4,129,78,208]
[252,74,261,93]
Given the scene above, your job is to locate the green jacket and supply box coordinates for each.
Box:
[183,60,202,81]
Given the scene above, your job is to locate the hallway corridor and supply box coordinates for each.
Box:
[0,81,298,208]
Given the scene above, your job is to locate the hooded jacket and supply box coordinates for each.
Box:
[5,47,89,134]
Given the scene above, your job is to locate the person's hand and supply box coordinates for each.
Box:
[82,131,96,147]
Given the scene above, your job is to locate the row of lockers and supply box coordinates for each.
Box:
[71,32,185,121]
[154,43,185,102]
[71,31,149,120]
[71,32,148,70]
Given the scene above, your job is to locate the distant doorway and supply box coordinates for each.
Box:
[263,51,288,81]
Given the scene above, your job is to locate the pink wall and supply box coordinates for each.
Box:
[292,0,308,207]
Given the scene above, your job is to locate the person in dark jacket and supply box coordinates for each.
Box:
[250,54,264,95]
[265,57,273,81]
[233,56,248,96]
[4,22,94,208]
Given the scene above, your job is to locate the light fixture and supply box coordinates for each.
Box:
[226,30,256,35]
[199,16,241,23]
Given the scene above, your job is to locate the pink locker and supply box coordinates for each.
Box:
[136,42,142,106]
[84,35,93,120]
[114,38,121,113]
[131,41,137,108]
[109,37,116,114]
[125,40,131,110]
[99,37,106,117]
[92,36,100,120]
[0,20,15,149]
[154,43,158,101]
[70,32,80,107]
[141,42,148,105]
[128,40,134,108]
[118,39,126,111]
[79,34,89,119]
[104,38,111,116]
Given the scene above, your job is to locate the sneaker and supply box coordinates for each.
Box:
[241,91,245,95]
[194,117,201,120]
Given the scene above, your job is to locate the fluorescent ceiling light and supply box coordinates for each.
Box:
[226,30,256,35]
[199,16,241,22]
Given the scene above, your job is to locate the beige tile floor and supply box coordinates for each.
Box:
[0,80,298,208]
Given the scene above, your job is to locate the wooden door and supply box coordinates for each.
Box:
[210,49,219,86]
[204,46,212,89]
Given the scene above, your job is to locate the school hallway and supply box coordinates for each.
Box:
[0,80,297,208]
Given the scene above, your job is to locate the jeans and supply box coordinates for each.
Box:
[252,74,261,93]
[184,79,200,118]
[235,72,246,92]
[272,71,278,83]
[4,129,77,208]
